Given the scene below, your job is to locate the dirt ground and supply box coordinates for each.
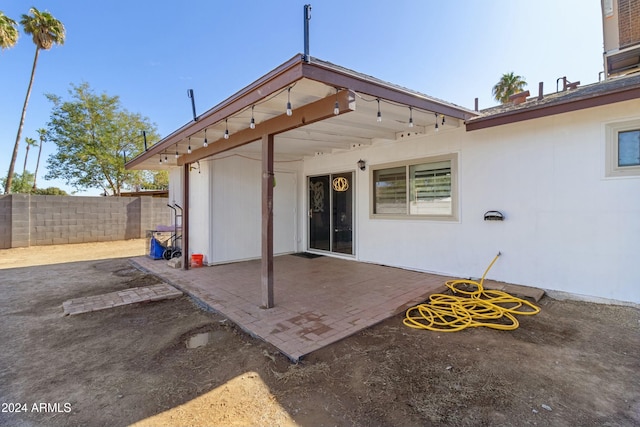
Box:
[0,241,639,427]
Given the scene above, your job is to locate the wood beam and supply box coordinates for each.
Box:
[182,163,190,271]
[261,134,274,308]
[178,90,355,165]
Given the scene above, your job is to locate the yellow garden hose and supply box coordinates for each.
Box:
[403,253,540,332]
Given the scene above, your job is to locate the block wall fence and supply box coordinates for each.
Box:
[0,195,170,249]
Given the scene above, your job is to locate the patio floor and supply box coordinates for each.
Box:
[132,254,451,361]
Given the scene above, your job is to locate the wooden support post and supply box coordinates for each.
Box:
[261,134,274,308]
[182,163,190,270]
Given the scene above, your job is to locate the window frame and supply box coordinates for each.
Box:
[605,118,640,178]
[370,153,458,221]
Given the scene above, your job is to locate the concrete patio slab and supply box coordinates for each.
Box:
[132,254,452,361]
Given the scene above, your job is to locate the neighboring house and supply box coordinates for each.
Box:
[127,53,640,306]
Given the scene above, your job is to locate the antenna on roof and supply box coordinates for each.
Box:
[303,4,312,63]
[187,89,198,121]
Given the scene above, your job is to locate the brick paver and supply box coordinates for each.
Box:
[132,255,451,361]
[62,283,182,316]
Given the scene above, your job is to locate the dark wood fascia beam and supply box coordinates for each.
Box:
[301,62,475,121]
[261,134,274,308]
[466,87,640,131]
[182,163,190,271]
[126,57,305,170]
[177,89,355,165]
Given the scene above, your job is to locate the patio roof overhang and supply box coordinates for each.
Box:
[125,54,477,171]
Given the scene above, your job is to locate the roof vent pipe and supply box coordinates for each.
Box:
[556,76,580,92]
[303,4,312,63]
[538,82,544,100]
[474,97,479,111]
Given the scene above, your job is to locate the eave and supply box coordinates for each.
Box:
[126,54,476,171]
[466,74,640,131]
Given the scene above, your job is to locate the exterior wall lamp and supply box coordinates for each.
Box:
[358,159,366,171]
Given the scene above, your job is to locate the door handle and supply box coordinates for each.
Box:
[308,208,313,218]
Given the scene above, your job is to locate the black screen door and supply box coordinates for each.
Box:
[308,172,353,255]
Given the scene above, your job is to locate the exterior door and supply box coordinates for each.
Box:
[308,172,354,255]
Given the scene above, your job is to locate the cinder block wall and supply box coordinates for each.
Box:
[0,195,170,249]
[0,196,12,249]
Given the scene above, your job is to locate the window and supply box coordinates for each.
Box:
[618,130,640,167]
[606,119,640,177]
[372,153,458,219]
[373,167,406,214]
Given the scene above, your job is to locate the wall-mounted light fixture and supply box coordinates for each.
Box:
[203,129,208,147]
[224,119,229,139]
[484,210,505,221]
[250,105,256,129]
[358,159,366,171]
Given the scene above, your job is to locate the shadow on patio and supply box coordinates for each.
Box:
[132,254,450,361]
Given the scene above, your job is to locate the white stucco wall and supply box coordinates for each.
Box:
[182,154,302,265]
[168,154,301,265]
[187,161,210,262]
[170,99,638,303]
[168,167,183,212]
[302,99,640,304]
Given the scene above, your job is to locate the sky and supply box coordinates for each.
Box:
[1,0,605,196]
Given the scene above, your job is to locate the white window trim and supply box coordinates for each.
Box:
[605,118,640,178]
[370,153,459,221]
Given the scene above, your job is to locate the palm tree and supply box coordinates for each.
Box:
[22,137,37,174]
[32,128,46,190]
[4,7,65,194]
[22,137,37,189]
[0,11,19,51]
[492,72,527,104]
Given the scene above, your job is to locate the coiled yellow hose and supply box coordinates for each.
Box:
[403,253,540,332]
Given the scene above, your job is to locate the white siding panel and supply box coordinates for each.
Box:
[209,156,299,264]
[187,162,210,262]
[168,167,183,213]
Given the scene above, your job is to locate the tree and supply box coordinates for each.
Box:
[0,11,19,51]
[492,72,527,104]
[1,170,67,195]
[22,137,37,174]
[45,82,160,196]
[1,171,34,193]
[33,186,67,196]
[32,128,46,190]
[128,170,169,192]
[5,7,65,194]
